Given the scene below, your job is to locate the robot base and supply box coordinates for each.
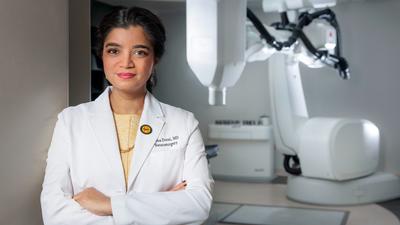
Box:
[287,172,400,205]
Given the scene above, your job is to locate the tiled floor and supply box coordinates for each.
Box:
[209,180,400,225]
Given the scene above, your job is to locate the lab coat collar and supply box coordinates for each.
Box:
[88,86,165,191]
[91,86,165,118]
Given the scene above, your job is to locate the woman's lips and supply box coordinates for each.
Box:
[117,72,136,79]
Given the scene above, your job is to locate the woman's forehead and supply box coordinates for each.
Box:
[104,26,152,47]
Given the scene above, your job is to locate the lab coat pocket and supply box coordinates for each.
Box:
[139,147,185,190]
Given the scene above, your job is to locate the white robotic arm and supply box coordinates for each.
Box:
[187,0,400,205]
[186,0,247,105]
[243,3,378,180]
[188,0,370,179]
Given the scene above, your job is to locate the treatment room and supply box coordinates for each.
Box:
[1,0,400,224]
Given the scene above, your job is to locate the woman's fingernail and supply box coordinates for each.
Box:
[184,184,187,186]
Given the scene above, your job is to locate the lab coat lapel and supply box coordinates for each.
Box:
[127,92,165,190]
[87,86,125,189]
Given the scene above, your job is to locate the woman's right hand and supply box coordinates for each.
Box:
[168,180,187,191]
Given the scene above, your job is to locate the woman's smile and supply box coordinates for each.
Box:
[117,72,136,79]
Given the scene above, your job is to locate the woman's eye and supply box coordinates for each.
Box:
[133,50,149,57]
[106,48,119,55]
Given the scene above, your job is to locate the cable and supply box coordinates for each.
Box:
[247,8,282,50]
[280,12,289,26]
[284,155,302,175]
[246,7,350,79]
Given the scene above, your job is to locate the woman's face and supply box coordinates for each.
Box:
[102,25,155,95]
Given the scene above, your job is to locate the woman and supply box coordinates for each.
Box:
[40,6,213,225]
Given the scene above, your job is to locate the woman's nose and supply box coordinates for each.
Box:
[121,52,134,68]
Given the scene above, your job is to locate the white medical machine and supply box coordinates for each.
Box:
[207,120,275,182]
[186,0,400,205]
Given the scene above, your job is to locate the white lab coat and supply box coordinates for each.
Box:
[40,86,214,225]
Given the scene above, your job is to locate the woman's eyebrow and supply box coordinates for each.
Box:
[132,44,150,50]
[104,42,121,48]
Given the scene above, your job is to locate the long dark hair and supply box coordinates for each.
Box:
[97,6,166,92]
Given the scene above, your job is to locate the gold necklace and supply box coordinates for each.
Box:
[120,115,134,153]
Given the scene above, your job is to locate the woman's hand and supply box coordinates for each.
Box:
[73,187,112,216]
[168,180,187,191]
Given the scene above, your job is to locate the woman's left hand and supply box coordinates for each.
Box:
[73,187,112,216]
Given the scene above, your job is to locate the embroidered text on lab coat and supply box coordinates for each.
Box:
[154,136,179,148]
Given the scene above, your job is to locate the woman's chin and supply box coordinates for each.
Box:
[111,83,146,95]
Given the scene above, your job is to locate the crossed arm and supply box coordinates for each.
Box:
[72,181,187,216]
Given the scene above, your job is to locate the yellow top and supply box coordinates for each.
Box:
[112,112,141,190]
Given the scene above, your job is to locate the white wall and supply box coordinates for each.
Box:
[70,0,91,105]
[0,0,68,224]
[153,0,400,173]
